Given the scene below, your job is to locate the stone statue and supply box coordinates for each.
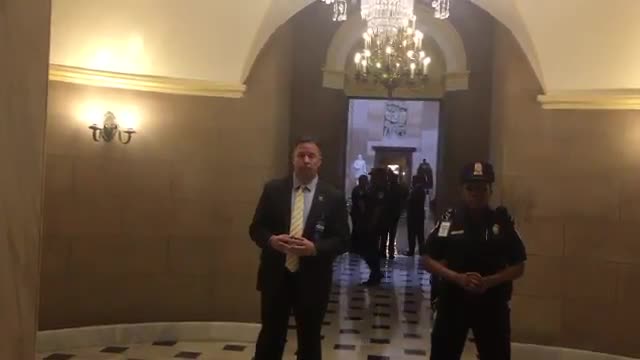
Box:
[352,154,368,179]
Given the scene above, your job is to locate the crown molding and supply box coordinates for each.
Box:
[48,64,247,98]
[538,90,640,110]
[322,68,469,92]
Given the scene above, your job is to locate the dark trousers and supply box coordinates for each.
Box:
[363,230,384,280]
[430,301,511,360]
[406,213,425,255]
[255,271,329,360]
[380,214,401,256]
[350,214,364,254]
[430,274,440,305]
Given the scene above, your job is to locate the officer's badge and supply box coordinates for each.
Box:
[473,162,483,175]
[492,224,500,235]
[318,195,324,202]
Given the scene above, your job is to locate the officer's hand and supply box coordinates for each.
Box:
[269,234,292,254]
[453,273,477,291]
[466,273,488,294]
[286,237,317,257]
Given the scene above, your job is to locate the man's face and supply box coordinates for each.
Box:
[358,176,369,188]
[462,182,492,209]
[293,142,322,180]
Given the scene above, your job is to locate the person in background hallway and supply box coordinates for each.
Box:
[361,167,388,286]
[250,138,349,360]
[380,172,408,259]
[422,161,527,360]
[406,175,427,256]
[350,175,369,254]
[417,159,434,195]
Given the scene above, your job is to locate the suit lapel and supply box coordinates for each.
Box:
[304,181,326,238]
[283,177,293,231]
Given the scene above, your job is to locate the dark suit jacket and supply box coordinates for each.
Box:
[249,176,349,298]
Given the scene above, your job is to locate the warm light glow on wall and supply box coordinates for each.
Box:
[75,101,142,130]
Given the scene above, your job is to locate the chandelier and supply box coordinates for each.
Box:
[432,0,450,19]
[320,0,349,21]
[354,15,431,97]
[360,0,415,36]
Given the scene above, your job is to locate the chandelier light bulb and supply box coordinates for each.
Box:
[386,46,393,54]
[407,50,415,58]
[419,51,426,59]
[355,53,362,64]
[422,56,431,73]
[376,62,382,68]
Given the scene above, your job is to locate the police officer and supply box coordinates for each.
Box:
[381,172,408,259]
[362,167,388,286]
[422,161,527,360]
[406,174,427,256]
[350,174,369,254]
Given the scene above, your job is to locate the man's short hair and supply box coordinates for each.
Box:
[293,136,322,154]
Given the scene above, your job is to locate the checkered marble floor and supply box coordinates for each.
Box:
[39,254,478,360]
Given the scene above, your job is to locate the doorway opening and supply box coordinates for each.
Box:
[345,97,440,256]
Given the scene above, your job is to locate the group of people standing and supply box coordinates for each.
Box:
[349,159,434,286]
[249,138,527,360]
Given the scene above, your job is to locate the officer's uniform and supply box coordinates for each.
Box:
[350,183,368,254]
[381,180,408,258]
[423,162,527,360]
[406,180,426,256]
[362,168,389,284]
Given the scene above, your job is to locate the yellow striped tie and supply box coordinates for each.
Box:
[286,186,305,272]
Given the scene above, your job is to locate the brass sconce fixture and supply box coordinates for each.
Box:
[89,111,136,144]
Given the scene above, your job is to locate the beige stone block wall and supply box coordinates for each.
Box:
[39,23,293,329]
[0,1,52,358]
[492,21,640,357]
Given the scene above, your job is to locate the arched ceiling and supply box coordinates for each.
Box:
[51,0,640,105]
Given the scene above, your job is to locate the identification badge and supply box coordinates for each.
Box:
[438,222,451,237]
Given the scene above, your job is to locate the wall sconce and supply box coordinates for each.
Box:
[89,111,136,144]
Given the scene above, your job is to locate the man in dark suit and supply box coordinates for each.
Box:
[250,137,349,360]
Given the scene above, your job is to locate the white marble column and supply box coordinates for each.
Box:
[0,1,51,358]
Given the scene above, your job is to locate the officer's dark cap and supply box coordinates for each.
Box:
[460,161,495,184]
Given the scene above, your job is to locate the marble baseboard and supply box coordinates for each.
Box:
[37,322,637,360]
[511,344,638,360]
[36,322,260,353]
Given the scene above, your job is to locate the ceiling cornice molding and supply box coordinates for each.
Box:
[49,64,247,98]
[538,90,640,110]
